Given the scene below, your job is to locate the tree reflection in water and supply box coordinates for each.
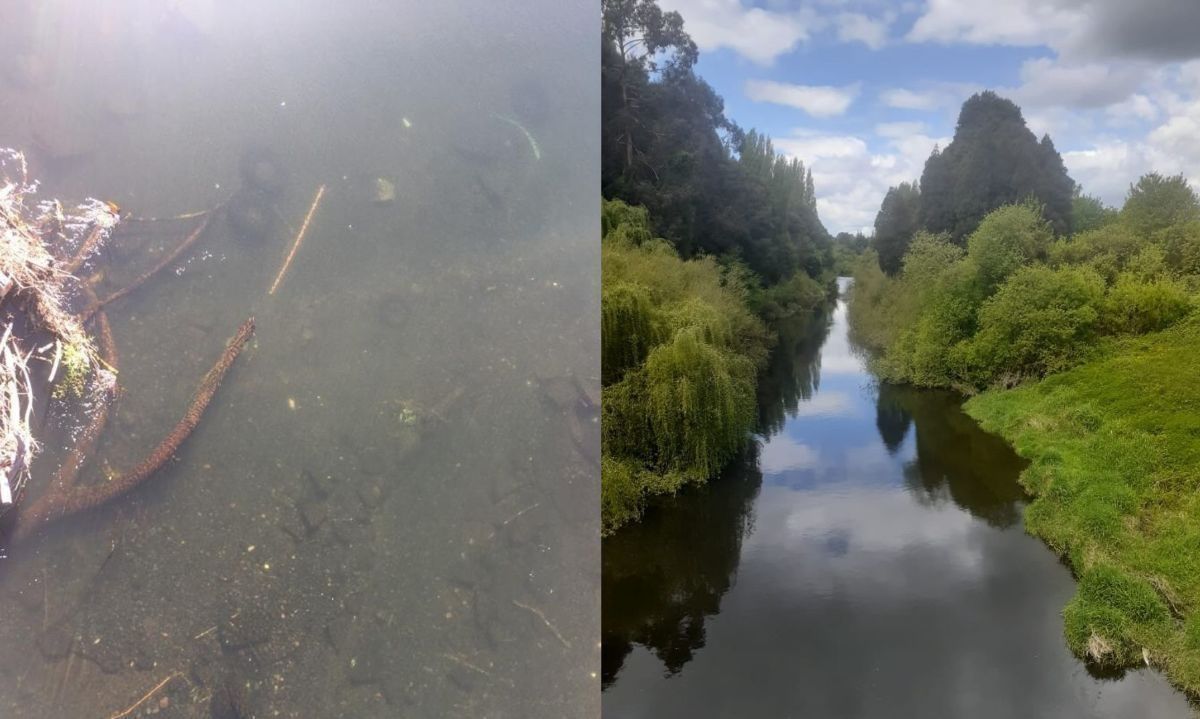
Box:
[756,310,831,437]
[601,447,762,686]
[879,383,1028,529]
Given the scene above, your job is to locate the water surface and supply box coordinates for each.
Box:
[0,3,598,716]
[602,279,1190,718]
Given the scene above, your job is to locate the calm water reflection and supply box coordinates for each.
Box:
[602,279,1190,718]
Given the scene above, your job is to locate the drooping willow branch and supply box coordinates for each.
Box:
[15,317,254,539]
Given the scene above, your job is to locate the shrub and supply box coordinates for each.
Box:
[964,265,1105,383]
[1100,273,1192,335]
[967,203,1053,295]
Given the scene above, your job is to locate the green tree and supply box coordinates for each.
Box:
[602,0,698,175]
[1121,172,1200,237]
[965,265,1105,382]
[1072,191,1118,233]
[873,182,921,275]
[918,92,1075,243]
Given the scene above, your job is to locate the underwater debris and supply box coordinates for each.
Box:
[491,112,541,161]
[0,149,114,513]
[268,184,326,295]
[373,177,396,204]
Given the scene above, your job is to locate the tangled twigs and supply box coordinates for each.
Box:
[17,306,119,525]
[82,211,215,322]
[0,151,114,511]
[14,318,254,539]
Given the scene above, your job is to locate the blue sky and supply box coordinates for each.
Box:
[657,0,1200,234]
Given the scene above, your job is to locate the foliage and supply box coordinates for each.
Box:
[963,265,1105,383]
[601,0,833,284]
[602,281,659,386]
[850,179,1200,391]
[1072,192,1118,233]
[749,271,827,323]
[917,91,1075,243]
[601,198,772,534]
[966,314,1200,692]
[51,341,94,400]
[1121,172,1200,237]
[873,182,921,275]
[965,202,1052,294]
[1098,273,1192,335]
[831,231,869,275]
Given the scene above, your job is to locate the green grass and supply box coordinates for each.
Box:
[966,312,1200,693]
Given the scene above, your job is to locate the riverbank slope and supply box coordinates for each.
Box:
[966,313,1200,694]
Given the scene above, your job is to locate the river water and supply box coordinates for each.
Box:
[0,2,597,717]
[602,279,1191,718]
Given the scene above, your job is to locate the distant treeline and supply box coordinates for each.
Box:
[601,0,833,285]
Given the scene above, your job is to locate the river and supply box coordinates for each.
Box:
[601,278,1190,718]
[0,2,597,717]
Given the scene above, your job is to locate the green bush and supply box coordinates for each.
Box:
[751,271,827,322]
[643,328,757,477]
[966,203,1052,294]
[1100,274,1192,335]
[964,265,1105,382]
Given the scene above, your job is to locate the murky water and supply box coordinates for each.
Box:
[0,2,598,717]
[602,279,1191,718]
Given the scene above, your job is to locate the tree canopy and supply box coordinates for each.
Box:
[918,92,1076,244]
[873,182,922,275]
[601,0,832,283]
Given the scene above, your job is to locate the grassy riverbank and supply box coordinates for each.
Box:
[966,313,1200,693]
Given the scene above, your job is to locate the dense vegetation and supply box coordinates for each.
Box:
[872,92,1077,273]
[601,199,791,534]
[600,0,835,534]
[850,171,1198,392]
[966,315,1200,693]
[601,0,833,283]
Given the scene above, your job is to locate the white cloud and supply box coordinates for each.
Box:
[875,121,928,138]
[745,79,860,117]
[774,128,948,234]
[833,12,890,50]
[878,83,978,112]
[657,0,814,65]
[1062,143,1148,205]
[907,0,1080,49]
[906,0,1200,62]
[1106,94,1159,125]
[880,88,940,110]
[1010,57,1150,110]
